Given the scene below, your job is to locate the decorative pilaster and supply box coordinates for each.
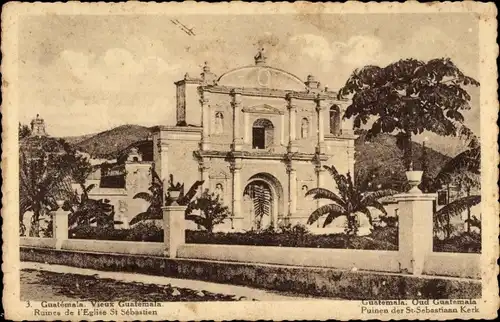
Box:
[230,91,244,151]
[200,94,211,150]
[286,94,298,152]
[347,142,355,179]
[315,165,327,227]
[287,163,297,217]
[243,112,250,144]
[157,139,170,203]
[199,161,210,192]
[230,160,243,227]
[315,95,326,153]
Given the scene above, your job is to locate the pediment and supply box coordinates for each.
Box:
[242,104,284,115]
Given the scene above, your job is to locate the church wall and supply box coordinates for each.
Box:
[123,162,151,225]
[206,92,233,150]
[166,133,201,196]
[294,161,318,222]
[294,99,318,154]
[185,83,202,126]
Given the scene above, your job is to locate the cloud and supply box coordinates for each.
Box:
[57,48,182,91]
[289,34,337,63]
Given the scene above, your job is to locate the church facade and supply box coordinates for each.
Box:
[152,51,356,231]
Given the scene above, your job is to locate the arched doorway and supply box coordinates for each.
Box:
[242,173,284,230]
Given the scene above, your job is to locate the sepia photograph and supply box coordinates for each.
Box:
[2,2,498,320]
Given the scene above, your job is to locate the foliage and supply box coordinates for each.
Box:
[433,195,481,238]
[306,165,397,236]
[185,189,230,232]
[19,122,31,140]
[130,166,204,225]
[338,58,479,170]
[19,152,73,236]
[433,231,481,253]
[185,226,398,250]
[70,221,163,242]
[247,183,272,230]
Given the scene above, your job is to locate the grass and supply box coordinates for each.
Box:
[21,269,241,301]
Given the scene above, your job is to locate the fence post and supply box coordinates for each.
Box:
[394,192,437,275]
[163,205,187,258]
[53,200,69,250]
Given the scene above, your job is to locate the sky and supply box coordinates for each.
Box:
[19,13,480,154]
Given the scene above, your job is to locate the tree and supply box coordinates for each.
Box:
[306,165,397,238]
[130,167,204,225]
[338,58,479,170]
[434,195,481,238]
[185,189,230,232]
[19,122,31,140]
[19,152,73,236]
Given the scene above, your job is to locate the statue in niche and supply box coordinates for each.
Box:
[214,112,224,135]
[215,183,224,200]
[301,118,309,138]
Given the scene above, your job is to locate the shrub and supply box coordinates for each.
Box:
[433,231,481,253]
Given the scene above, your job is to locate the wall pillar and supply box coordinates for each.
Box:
[200,95,211,150]
[394,192,437,275]
[163,205,187,258]
[347,142,355,179]
[53,201,68,250]
[230,160,243,227]
[286,95,298,152]
[231,92,244,151]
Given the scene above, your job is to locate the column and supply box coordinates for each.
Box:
[157,139,170,204]
[287,164,297,217]
[231,92,243,151]
[200,95,210,150]
[394,192,437,275]
[163,205,187,258]
[287,95,298,152]
[199,161,210,193]
[280,114,285,145]
[53,200,68,250]
[230,160,243,227]
[316,98,325,153]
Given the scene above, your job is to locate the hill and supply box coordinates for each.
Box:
[61,133,97,145]
[72,124,152,159]
[63,125,451,190]
[354,133,450,190]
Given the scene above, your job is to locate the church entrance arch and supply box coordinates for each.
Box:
[242,173,283,230]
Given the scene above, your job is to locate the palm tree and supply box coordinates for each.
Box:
[185,189,230,232]
[419,132,481,237]
[434,195,481,238]
[306,165,397,237]
[130,167,204,225]
[19,152,73,236]
[338,58,479,170]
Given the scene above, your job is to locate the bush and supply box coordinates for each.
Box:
[185,226,399,250]
[69,222,163,242]
[433,231,481,253]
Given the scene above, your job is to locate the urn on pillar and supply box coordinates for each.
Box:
[406,170,424,194]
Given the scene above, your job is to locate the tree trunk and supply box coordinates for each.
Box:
[466,188,471,233]
[403,133,413,171]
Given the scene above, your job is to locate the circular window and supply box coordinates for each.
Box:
[257,69,271,87]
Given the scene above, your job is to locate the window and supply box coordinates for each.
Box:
[329,105,341,135]
[301,118,309,138]
[252,118,274,149]
[214,112,224,134]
